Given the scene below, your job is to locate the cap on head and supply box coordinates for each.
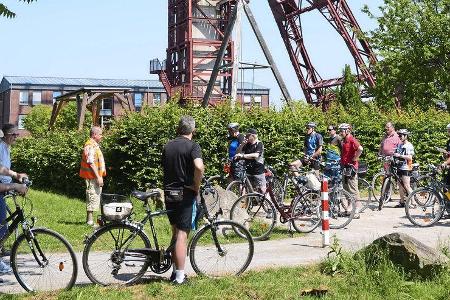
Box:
[246,128,257,135]
[338,123,351,130]
[397,128,410,136]
[227,123,239,130]
[306,122,316,128]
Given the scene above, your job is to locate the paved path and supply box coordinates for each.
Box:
[1,203,449,294]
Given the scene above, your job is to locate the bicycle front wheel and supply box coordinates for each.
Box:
[405,188,445,227]
[290,191,321,233]
[11,227,78,292]
[189,220,254,277]
[329,189,356,229]
[226,180,251,205]
[230,193,276,241]
[371,171,385,202]
[82,223,151,286]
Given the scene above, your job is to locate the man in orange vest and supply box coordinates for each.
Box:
[80,126,106,226]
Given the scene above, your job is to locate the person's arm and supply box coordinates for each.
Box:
[353,145,363,162]
[312,145,322,159]
[0,182,27,195]
[0,165,27,182]
[193,158,205,193]
[85,146,103,187]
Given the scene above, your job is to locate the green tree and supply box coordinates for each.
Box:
[336,64,362,111]
[1,0,35,18]
[363,0,450,110]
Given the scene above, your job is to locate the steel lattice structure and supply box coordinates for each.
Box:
[152,0,377,108]
[268,0,377,108]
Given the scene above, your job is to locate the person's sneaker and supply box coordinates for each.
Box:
[394,203,405,208]
[86,220,94,226]
[171,275,188,285]
[353,213,360,219]
[0,260,12,274]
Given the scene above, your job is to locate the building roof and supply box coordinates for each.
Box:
[0,76,270,94]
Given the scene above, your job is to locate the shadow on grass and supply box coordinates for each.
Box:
[58,221,85,225]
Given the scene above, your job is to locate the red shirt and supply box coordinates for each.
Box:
[341,134,361,169]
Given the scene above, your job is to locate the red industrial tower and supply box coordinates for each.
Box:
[150,0,237,103]
[152,0,377,108]
[268,0,377,108]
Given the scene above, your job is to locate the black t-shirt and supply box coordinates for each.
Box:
[242,141,264,175]
[446,139,450,154]
[162,136,202,188]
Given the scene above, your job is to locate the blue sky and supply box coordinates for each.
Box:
[0,0,383,106]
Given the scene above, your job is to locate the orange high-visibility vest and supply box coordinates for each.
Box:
[79,138,106,179]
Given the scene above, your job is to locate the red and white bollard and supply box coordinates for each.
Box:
[321,178,330,247]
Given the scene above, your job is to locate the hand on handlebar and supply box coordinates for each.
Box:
[16,173,28,183]
[13,183,28,196]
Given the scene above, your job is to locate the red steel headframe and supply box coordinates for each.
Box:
[162,0,236,103]
[268,0,377,109]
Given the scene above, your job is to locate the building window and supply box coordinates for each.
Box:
[19,91,29,105]
[135,93,143,111]
[254,95,262,107]
[32,91,42,105]
[53,91,62,104]
[243,95,251,106]
[18,115,26,130]
[153,93,161,106]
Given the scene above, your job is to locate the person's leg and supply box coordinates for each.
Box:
[399,174,411,205]
[86,179,100,225]
[0,196,8,240]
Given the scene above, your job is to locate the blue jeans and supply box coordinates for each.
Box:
[0,196,7,240]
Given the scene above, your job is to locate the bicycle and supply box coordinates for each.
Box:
[323,160,373,213]
[229,162,322,240]
[0,179,78,292]
[371,156,429,208]
[405,165,450,227]
[82,175,254,286]
[322,161,357,228]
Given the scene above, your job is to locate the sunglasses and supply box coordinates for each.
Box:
[327,128,334,131]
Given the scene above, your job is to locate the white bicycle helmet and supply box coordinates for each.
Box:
[338,123,351,130]
[227,123,239,130]
[397,128,410,136]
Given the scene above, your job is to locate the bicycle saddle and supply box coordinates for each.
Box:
[132,190,161,201]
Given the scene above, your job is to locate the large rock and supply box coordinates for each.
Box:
[360,232,449,279]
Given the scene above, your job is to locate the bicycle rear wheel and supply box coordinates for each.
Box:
[290,191,321,233]
[405,188,445,227]
[357,178,374,213]
[189,220,254,277]
[230,193,276,241]
[329,189,356,229]
[11,227,78,292]
[82,223,151,286]
[226,180,251,207]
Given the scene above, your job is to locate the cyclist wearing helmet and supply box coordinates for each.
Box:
[339,123,363,218]
[227,123,245,180]
[392,129,414,208]
[290,122,323,172]
[440,124,450,184]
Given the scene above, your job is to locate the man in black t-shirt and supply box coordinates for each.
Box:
[162,115,204,285]
[234,128,266,193]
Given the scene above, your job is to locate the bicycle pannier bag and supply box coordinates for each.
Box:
[305,172,321,190]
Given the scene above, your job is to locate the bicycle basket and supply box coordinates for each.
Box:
[357,162,368,177]
[101,193,133,221]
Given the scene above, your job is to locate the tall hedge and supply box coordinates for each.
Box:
[11,102,450,198]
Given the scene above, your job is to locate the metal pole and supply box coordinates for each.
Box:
[231,0,243,108]
[202,1,240,108]
[242,1,293,107]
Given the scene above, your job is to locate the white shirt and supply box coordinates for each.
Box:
[0,140,12,184]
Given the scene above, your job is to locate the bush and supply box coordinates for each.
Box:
[11,101,450,197]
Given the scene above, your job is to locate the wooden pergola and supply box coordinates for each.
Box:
[49,87,136,131]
